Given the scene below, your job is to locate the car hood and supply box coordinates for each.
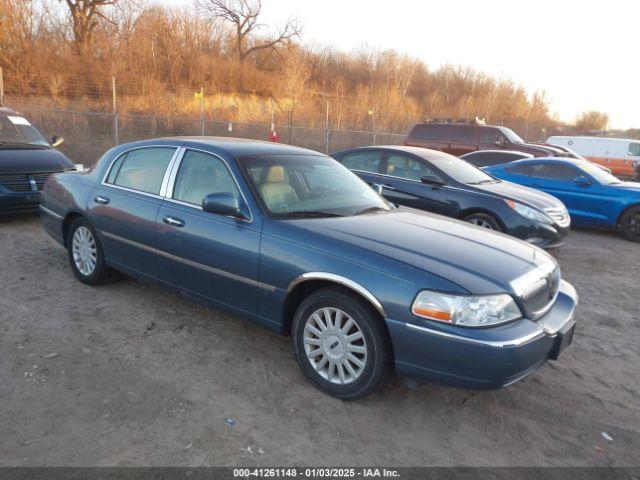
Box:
[472,180,565,211]
[0,147,72,173]
[289,209,555,294]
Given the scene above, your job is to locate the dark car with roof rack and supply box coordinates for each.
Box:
[405,119,576,158]
[0,107,73,215]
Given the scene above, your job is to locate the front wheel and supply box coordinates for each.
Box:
[67,217,110,285]
[619,206,640,242]
[463,212,502,231]
[292,288,392,399]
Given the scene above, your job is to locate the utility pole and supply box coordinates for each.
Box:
[200,87,205,136]
[112,76,119,145]
[325,101,330,153]
[0,67,4,107]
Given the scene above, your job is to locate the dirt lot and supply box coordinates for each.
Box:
[0,215,638,467]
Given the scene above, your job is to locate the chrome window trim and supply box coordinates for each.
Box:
[100,230,275,291]
[349,168,445,185]
[287,272,386,318]
[164,147,254,223]
[405,322,546,348]
[101,145,182,199]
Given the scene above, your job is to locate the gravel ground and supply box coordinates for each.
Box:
[0,215,638,467]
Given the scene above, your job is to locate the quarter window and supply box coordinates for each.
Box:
[107,147,175,195]
[385,154,437,181]
[173,150,240,206]
[340,151,382,173]
[629,143,640,156]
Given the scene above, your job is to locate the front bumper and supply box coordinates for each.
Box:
[386,280,578,389]
[506,218,570,249]
[0,190,42,215]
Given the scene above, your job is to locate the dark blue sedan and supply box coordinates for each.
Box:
[40,138,578,398]
[484,158,640,241]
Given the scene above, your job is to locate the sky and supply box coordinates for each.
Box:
[158,0,639,129]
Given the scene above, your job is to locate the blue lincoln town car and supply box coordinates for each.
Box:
[40,138,578,399]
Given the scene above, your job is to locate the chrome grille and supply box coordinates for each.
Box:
[0,171,59,192]
[544,207,570,227]
[512,264,561,319]
[0,173,31,192]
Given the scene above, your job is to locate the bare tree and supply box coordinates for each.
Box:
[61,0,118,56]
[196,0,300,64]
[575,110,610,133]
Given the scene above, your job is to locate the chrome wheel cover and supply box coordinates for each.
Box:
[72,226,97,276]
[468,218,495,229]
[303,307,368,385]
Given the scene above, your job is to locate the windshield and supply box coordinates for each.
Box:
[239,154,390,217]
[499,127,524,144]
[429,153,498,185]
[0,114,49,146]
[579,162,622,185]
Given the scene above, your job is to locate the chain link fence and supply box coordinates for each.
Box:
[17,107,406,167]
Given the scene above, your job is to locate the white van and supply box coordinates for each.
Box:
[547,136,640,177]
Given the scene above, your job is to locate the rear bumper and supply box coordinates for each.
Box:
[0,191,41,215]
[386,280,578,389]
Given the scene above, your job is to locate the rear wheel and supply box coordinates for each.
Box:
[292,288,392,399]
[67,217,110,285]
[619,206,640,242]
[463,212,502,231]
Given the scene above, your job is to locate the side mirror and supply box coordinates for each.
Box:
[202,192,246,219]
[574,175,591,187]
[421,175,445,187]
[494,139,506,148]
[51,136,64,147]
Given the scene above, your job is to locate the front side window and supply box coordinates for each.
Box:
[340,151,382,173]
[107,147,175,195]
[478,129,506,145]
[529,163,579,181]
[173,150,241,205]
[629,143,640,156]
[239,155,389,217]
[385,154,437,181]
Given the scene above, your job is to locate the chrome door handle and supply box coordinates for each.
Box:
[94,196,110,205]
[163,216,185,227]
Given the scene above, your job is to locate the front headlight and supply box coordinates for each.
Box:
[505,200,552,224]
[411,290,522,327]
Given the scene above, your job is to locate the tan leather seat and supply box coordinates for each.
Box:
[259,166,299,211]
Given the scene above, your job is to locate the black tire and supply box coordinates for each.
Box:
[463,212,502,231]
[67,217,110,285]
[292,287,392,400]
[618,206,640,242]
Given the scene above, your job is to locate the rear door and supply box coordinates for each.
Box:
[448,126,477,156]
[90,145,179,281]
[379,152,452,216]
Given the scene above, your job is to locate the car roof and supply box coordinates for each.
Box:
[335,145,458,161]
[130,136,326,157]
[461,150,533,156]
[506,157,584,166]
[0,107,19,115]
[549,136,637,144]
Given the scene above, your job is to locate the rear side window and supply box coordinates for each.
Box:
[449,126,476,143]
[629,143,640,156]
[340,151,382,173]
[408,124,450,141]
[173,150,240,205]
[107,147,175,195]
[463,152,494,167]
[528,163,579,180]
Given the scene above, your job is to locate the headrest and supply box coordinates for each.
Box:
[265,165,285,183]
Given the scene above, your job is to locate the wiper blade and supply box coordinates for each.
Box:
[354,206,388,215]
[282,210,344,218]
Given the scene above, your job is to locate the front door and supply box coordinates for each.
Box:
[155,149,261,317]
[379,152,450,216]
[90,146,179,281]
